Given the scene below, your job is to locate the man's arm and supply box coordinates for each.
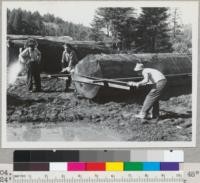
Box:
[128,72,149,87]
[61,51,66,64]
[19,48,28,64]
[35,49,41,62]
[137,72,149,87]
[68,51,77,69]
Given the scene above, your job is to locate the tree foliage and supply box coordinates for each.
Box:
[7,8,91,40]
[171,24,192,54]
[168,8,192,54]
[135,8,172,53]
[170,8,182,39]
[91,8,137,49]
[7,7,192,53]
[89,15,105,41]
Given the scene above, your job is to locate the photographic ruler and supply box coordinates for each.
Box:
[0,150,199,183]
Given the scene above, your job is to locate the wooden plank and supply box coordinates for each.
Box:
[73,77,131,90]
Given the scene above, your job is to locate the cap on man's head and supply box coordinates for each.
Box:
[134,63,144,71]
[26,38,37,47]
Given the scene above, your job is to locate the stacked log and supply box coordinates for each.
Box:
[7,35,111,73]
[74,53,192,99]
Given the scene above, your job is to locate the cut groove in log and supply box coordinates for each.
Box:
[73,53,192,99]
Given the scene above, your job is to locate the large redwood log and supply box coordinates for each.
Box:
[73,53,192,99]
[7,35,111,73]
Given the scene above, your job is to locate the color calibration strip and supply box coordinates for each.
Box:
[14,162,180,171]
[14,150,184,162]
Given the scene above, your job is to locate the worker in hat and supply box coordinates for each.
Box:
[60,43,78,91]
[19,38,42,92]
[128,63,167,120]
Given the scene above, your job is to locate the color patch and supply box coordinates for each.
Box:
[79,151,98,161]
[160,162,179,171]
[164,150,184,162]
[143,162,160,171]
[49,163,67,171]
[130,150,147,162]
[147,150,164,162]
[14,151,79,162]
[29,163,49,171]
[14,151,31,162]
[86,162,105,171]
[113,151,130,161]
[14,163,30,171]
[106,162,124,171]
[68,162,86,171]
[124,162,143,171]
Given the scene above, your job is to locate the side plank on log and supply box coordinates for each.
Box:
[73,53,192,99]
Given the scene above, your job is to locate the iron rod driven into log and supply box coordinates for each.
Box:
[48,73,71,78]
[43,72,191,97]
[47,72,191,81]
[73,53,192,99]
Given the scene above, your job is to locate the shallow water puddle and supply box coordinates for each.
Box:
[7,122,123,141]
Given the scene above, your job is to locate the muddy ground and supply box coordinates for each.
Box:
[7,77,192,142]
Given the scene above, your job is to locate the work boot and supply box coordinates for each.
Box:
[151,116,160,123]
[33,88,42,92]
[64,87,70,92]
[135,112,147,119]
[28,86,33,92]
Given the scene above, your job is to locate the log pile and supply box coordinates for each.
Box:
[74,53,192,99]
[7,35,111,73]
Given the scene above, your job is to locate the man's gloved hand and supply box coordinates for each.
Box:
[19,58,25,64]
[61,67,68,73]
[61,67,72,73]
[70,68,74,73]
[128,81,136,86]
[128,81,140,88]
[66,67,72,72]
[61,60,65,64]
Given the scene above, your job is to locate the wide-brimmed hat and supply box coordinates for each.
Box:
[134,63,144,71]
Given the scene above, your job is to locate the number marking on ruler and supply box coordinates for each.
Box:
[12,172,184,183]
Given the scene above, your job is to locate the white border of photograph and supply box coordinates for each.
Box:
[1,1,198,148]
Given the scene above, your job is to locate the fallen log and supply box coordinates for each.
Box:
[7,35,111,73]
[73,53,192,99]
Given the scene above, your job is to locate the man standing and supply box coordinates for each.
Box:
[61,43,78,91]
[19,38,42,92]
[128,63,167,120]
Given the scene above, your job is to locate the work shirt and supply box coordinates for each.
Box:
[61,50,78,69]
[19,48,41,64]
[142,68,166,84]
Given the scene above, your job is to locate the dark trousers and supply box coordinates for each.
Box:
[65,73,72,90]
[141,79,167,117]
[61,63,72,90]
[26,61,41,90]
